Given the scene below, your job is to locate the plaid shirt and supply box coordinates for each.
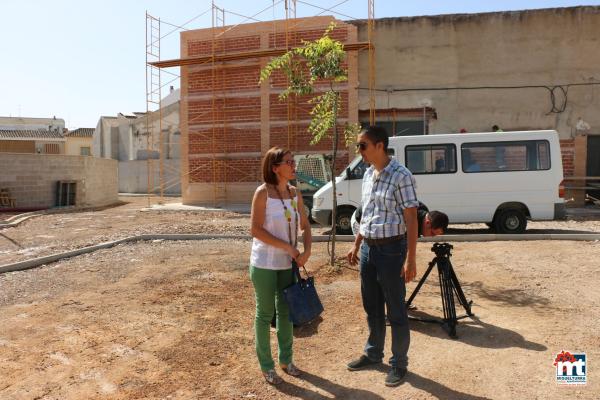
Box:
[359,158,419,239]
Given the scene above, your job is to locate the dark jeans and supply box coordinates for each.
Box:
[360,238,410,368]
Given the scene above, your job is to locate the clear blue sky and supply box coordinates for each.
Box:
[1,0,598,129]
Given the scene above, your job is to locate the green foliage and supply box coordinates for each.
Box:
[343,122,362,147]
[307,91,339,144]
[259,22,351,146]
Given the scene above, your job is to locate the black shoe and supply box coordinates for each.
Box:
[347,355,381,371]
[385,367,407,387]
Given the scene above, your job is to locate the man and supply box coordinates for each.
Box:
[352,202,449,238]
[346,126,419,387]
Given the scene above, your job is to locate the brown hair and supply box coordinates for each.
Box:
[262,147,291,185]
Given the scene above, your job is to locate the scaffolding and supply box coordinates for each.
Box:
[212,2,226,205]
[145,12,161,205]
[145,1,376,207]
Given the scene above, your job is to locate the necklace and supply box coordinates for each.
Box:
[273,184,298,248]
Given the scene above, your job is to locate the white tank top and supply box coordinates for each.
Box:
[250,195,299,270]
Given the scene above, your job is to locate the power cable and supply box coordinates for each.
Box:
[359,82,600,114]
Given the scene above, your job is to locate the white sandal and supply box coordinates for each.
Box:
[263,369,283,385]
[281,362,301,377]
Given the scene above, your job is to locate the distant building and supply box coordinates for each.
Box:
[64,128,94,156]
[92,91,181,194]
[0,116,66,154]
[0,116,65,132]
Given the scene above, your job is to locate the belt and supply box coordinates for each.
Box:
[363,234,405,246]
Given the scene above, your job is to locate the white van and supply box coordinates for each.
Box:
[311,130,566,234]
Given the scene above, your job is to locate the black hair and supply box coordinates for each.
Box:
[361,125,389,151]
[429,211,449,232]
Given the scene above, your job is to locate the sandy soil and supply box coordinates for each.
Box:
[1,233,599,399]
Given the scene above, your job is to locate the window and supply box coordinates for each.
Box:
[44,143,60,154]
[56,181,76,206]
[346,149,395,180]
[80,147,91,156]
[405,144,457,174]
[461,140,551,173]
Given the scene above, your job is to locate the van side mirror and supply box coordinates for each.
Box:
[346,167,352,179]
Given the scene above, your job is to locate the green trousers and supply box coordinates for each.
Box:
[249,265,294,372]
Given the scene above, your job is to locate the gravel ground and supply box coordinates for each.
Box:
[1,197,599,266]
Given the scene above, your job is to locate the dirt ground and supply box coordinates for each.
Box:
[1,196,599,267]
[1,199,599,399]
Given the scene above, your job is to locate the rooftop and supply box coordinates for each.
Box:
[0,129,65,140]
[64,128,95,137]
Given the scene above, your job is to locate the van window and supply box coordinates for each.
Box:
[405,144,457,174]
[461,140,551,173]
[346,149,395,180]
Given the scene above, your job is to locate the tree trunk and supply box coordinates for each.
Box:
[330,90,339,266]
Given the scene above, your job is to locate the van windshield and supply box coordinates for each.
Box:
[344,156,368,180]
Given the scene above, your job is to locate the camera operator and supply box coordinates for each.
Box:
[352,202,448,238]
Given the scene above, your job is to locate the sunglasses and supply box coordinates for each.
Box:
[276,159,296,166]
[355,142,370,151]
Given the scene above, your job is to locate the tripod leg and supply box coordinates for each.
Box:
[438,258,457,338]
[448,261,473,316]
[406,258,437,307]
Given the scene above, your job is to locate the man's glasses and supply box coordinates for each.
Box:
[355,142,369,151]
[277,159,296,166]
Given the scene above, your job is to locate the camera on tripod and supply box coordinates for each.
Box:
[407,242,474,338]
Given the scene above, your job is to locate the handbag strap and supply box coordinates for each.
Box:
[291,260,311,281]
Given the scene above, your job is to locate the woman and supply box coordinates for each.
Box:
[249,147,312,385]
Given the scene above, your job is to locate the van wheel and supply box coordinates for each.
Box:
[335,207,355,235]
[493,209,527,234]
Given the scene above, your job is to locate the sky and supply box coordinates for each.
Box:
[1,0,599,129]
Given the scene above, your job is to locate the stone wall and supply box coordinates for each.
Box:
[0,154,118,210]
[118,159,181,194]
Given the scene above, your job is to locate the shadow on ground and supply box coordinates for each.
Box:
[275,369,493,400]
[409,312,547,352]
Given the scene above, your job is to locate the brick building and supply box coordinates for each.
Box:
[179,16,358,205]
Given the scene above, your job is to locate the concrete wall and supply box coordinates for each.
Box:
[93,103,180,162]
[118,159,181,194]
[65,137,93,156]
[0,154,118,209]
[93,105,181,195]
[93,117,119,159]
[353,7,600,139]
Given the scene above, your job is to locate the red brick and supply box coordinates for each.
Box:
[188,35,261,57]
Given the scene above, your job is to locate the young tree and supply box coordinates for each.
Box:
[259,23,359,266]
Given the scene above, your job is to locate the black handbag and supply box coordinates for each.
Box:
[283,260,324,326]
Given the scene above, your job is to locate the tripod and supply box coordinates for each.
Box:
[406,243,474,338]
